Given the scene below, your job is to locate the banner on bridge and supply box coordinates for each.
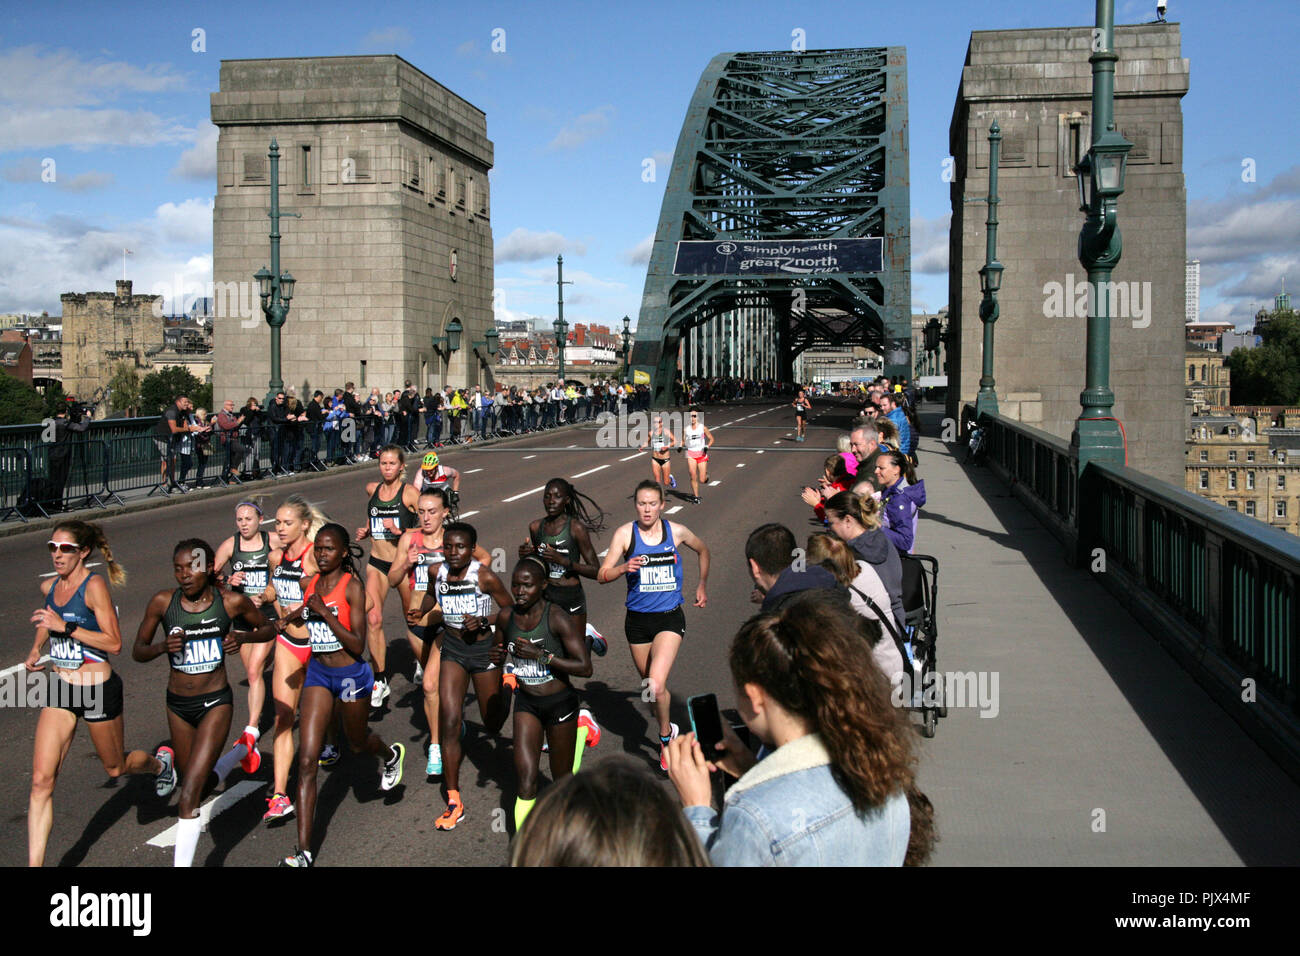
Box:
[672,238,884,276]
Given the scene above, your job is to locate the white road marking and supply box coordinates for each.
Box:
[463,468,483,474]
[619,452,644,462]
[665,506,683,514]
[522,455,536,460]
[39,562,102,579]
[709,480,721,486]
[773,440,781,445]
[736,463,746,468]
[146,780,265,847]
[1,656,48,679]
[568,444,577,448]
[459,510,480,519]
[570,465,609,479]
[503,486,546,503]
[756,450,764,454]
[598,549,609,557]
[260,518,276,525]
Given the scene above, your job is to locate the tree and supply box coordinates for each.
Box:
[0,374,45,426]
[107,364,141,415]
[1227,311,1300,405]
[40,379,67,419]
[140,366,204,416]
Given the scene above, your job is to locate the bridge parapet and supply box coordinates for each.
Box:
[975,409,1300,780]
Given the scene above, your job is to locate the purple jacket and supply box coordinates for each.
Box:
[880,478,926,553]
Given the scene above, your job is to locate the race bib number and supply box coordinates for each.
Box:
[306,607,343,653]
[637,552,678,593]
[241,569,268,592]
[48,634,85,670]
[169,632,224,674]
[273,577,303,605]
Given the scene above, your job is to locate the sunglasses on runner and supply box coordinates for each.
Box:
[47,541,81,554]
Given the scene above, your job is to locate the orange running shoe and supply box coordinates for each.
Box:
[436,792,465,831]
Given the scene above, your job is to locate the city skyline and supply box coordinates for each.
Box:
[0,0,1294,333]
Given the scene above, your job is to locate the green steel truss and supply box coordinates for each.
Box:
[633,47,911,395]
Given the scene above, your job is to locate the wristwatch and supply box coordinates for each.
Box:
[541,650,554,667]
[64,623,79,639]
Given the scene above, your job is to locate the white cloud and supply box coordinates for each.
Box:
[495,227,586,263]
[911,213,950,274]
[0,106,191,151]
[361,27,413,51]
[155,198,213,246]
[0,46,188,107]
[623,233,654,265]
[547,106,615,151]
[172,120,217,180]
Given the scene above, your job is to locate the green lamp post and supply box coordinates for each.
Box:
[256,139,296,404]
[974,122,1002,419]
[1071,0,1133,475]
[555,255,572,382]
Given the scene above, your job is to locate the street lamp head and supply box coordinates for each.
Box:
[1072,154,1091,212]
[622,315,631,334]
[279,271,295,303]
[484,325,499,356]
[1090,128,1132,198]
[446,316,463,353]
[979,260,1004,296]
[254,267,273,302]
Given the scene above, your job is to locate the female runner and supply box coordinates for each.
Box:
[354,445,419,710]
[638,414,678,491]
[389,488,491,776]
[518,478,606,659]
[133,539,274,866]
[212,500,275,777]
[260,494,327,822]
[679,408,715,504]
[277,523,406,867]
[409,522,512,830]
[792,387,812,442]
[498,556,595,830]
[27,521,168,867]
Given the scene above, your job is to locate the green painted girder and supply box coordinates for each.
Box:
[633,47,911,395]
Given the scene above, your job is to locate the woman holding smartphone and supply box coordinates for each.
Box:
[133,538,274,866]
[26,521,168,867]
[665,591,932,866]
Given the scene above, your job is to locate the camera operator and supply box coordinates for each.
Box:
[45,397,91,511]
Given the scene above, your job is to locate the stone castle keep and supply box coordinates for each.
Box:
[60,280,164,401]
[947,24,1189,484]
[211,56,494,401]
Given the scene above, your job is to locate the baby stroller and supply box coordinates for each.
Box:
[901,553,943,737]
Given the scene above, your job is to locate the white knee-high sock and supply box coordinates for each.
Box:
[174,815,202,868]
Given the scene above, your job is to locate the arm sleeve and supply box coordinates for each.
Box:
[881,498,915,552]
[695,801,775,867]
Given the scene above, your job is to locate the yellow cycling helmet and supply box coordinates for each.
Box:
[422,452,439,469]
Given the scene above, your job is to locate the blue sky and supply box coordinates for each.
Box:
[0,0,1295,332]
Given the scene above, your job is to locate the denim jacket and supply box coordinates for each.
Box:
[684,733,909,866]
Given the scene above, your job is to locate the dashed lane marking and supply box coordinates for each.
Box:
[146,780,265,848]
[522,455,536,460]
[40,562,101,579]
[503,486,546,503]
[1,656,49,679]
[665,506,683,514]
[709,480,721,486]
[463,468,483,474]
[570,465,609,479]
[619,453,644,462]
[736,463,746,468]
[459,510,480,519]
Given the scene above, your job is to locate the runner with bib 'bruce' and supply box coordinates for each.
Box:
[133,539,274,866]
[597,480,709,772]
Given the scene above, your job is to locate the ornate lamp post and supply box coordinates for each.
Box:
[620,315,631,382]
[555,255,573,382]
[1071,0,1133,475]
[974,122,1002,419]
[255,139,296,403]
[432,316,463,361]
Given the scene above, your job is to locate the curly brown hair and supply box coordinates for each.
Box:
[729,591,936,863]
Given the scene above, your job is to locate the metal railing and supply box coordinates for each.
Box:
[971,409,1299,769]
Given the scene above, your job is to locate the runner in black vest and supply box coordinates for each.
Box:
[133,539,273,866]
[355,445,419,710]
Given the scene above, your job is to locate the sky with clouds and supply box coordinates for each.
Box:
[0,0,1294,334]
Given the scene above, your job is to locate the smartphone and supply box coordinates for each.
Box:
[720,707,752,750]
[687,693,725,761]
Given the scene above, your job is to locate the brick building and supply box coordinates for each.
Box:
[0,330,33,385]
[1185,407,1300,535]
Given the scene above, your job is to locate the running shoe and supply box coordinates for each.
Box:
[668,475,677,489]
[426,743,442,776]
[659,722,680,772]
[371,677,390,709]
[236,731,261,774]
[279,846,313,868]
[154,746,177,797]
[578,708,601,747]
[381,743,405,791]
[502,662,518,693]
[585,623,607,657]
[319,744,340,767]
[263,792,294,822]
[435,796,465,830]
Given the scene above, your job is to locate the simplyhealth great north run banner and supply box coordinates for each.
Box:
[671,238,883,276]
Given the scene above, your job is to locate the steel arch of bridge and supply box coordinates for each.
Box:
[632,48,911,396]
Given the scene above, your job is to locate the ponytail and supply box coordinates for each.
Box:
[282,493,329,541]
[823,490,881,531]
[54,520,126,585]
